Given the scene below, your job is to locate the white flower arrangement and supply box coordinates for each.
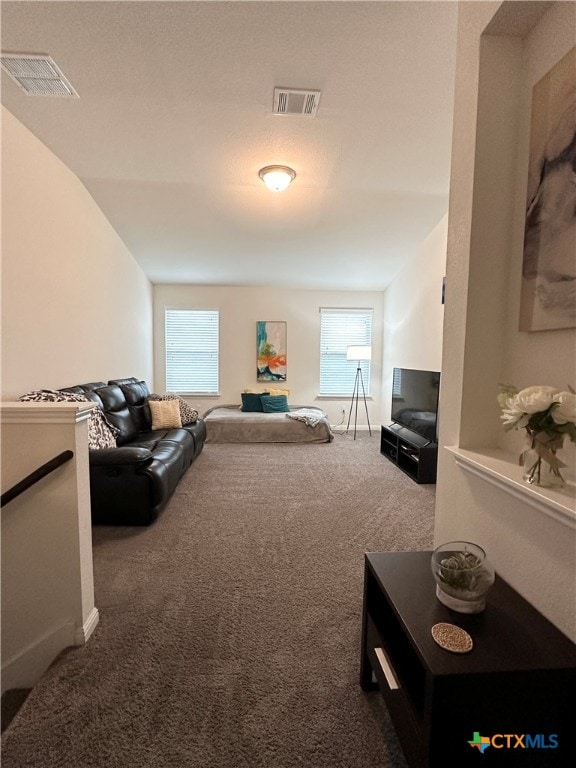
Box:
[498,385,576,436]
[498,385,576,486]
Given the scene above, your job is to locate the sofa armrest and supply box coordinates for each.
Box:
[89,447,152,466]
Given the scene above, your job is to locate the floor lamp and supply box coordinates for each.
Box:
[345,345,372,440]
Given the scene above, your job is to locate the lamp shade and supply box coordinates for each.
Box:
[347,345,372,361]
[258,165,296,192]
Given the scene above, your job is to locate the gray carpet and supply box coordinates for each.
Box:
[1,433,435,767]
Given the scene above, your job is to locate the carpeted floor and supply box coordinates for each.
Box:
[1,433,435,767]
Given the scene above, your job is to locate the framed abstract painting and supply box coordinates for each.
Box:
[256,321,287,381]
[520,46,576,332]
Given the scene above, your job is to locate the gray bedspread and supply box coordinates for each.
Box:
[203,405,334,443]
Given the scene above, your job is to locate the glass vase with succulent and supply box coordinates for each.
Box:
[497,385,576,488]
[431,542,495,614]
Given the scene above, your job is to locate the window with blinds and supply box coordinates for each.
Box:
[392,367,402,397]
[319,308,373,395]
[165,309,219,394]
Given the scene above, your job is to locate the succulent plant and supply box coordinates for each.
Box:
[437,550,484,592]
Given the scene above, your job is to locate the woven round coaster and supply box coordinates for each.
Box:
[431,623,473,653]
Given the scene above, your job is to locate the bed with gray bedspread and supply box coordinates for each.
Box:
[202,405,334,443]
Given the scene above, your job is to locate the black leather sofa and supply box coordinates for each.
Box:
[61,377,206,526]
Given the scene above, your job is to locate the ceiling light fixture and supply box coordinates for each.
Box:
[258,165,296,192]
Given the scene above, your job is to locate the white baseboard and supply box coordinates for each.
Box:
[75,607,100,644]
[2,609,100,695]
[331,424,375,432]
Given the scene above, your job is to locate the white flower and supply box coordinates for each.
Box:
[513,386,560,414]
[498,384,576,451]
[500,402,530,431]
[551,391,576,425]
[498,385,560,432]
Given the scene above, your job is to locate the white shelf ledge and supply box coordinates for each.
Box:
[1,401,96,424]
[445,446,576,530]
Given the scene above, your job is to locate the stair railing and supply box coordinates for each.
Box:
[1,450,74,507]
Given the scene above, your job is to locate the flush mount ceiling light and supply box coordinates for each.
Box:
[258,165,296,192]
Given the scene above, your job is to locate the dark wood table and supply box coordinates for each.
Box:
[360,551,576,767]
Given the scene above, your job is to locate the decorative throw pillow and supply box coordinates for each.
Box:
[149,398,182,430]
[241,392,266,412]
[18,389,119,449]
[148,394,199,424]
[260,394,290,413]
[268,388,290,397]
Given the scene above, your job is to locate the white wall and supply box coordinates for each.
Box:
[1,403,99,693]
[435,2,576,639]
[1,107,153,398]
[381,214,447,422]
[153,285,384,427]
[499,8,576,458]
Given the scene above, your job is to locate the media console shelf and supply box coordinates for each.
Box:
[380,424,437,483]
[360,551,576,767]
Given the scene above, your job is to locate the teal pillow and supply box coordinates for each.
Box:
[241,393,265,412]
[261,394,290,413]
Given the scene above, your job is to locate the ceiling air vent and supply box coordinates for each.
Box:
[0,53,79,97]
[273,87,320,117]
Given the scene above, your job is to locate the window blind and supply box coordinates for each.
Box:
[165,309,219,394]
[319,308,373,395]
[392,368,402,397]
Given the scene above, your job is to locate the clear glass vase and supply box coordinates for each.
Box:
[431,541,495,614]
[521,437,566,489]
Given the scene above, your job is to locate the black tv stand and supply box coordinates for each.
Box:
[380,423,437,484]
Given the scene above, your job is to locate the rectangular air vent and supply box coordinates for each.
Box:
[273,88,320,117]
[0,53,79,98]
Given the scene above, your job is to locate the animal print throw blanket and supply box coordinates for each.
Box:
[18,389,119,449]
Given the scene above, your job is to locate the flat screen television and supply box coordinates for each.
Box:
[391,368,440,443]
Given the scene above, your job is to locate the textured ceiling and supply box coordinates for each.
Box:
[1,1,458,290]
